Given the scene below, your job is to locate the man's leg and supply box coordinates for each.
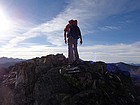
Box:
[73,39,79,61]
[68,37,74,63]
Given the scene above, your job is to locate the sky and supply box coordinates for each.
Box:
[0,0,140,63]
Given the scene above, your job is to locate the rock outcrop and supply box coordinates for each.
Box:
[0,54,138,105]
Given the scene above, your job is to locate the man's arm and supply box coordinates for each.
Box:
[64,24,69,44]
[64,31,67,44]
[79,35,83,45]
[77,27,83,44]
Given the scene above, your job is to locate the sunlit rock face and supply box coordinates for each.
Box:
[0,54,138,105]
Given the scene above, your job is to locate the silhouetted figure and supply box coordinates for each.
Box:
[64,19,83,63]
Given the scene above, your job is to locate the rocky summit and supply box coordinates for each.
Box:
[0,54,139,105]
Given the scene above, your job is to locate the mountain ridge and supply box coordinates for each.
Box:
[0,54,139,105]
[0,57,25,64]
[0,57,25,70]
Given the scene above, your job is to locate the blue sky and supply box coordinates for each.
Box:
[0,0,140,63]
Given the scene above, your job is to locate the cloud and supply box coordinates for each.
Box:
[4,0,140,47]
[0,17,36,46]
[98,25,120,31]
[1,0,140,63]
[1,41,140,63]
[79,42,140,63]
[0,44,67,59]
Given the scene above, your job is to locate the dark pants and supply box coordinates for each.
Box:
[68,37,79,63]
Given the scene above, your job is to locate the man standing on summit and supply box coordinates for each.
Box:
[64,19,83,63]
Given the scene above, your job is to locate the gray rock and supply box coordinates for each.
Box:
[0,54,137,105]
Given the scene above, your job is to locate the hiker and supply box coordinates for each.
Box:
[64,19,83,63]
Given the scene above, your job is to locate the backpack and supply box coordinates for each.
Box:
[67,25,81,39]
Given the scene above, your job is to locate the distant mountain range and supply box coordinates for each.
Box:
[108,62,140,86]
[0,57,25,68]
[0,57,24,64]
[130,63,140,66]
[113,62,140,76]
[0,57,139,78]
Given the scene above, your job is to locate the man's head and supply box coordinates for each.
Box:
[69,19,78,26]
[69,19,74,25]
[73,20,77,25]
